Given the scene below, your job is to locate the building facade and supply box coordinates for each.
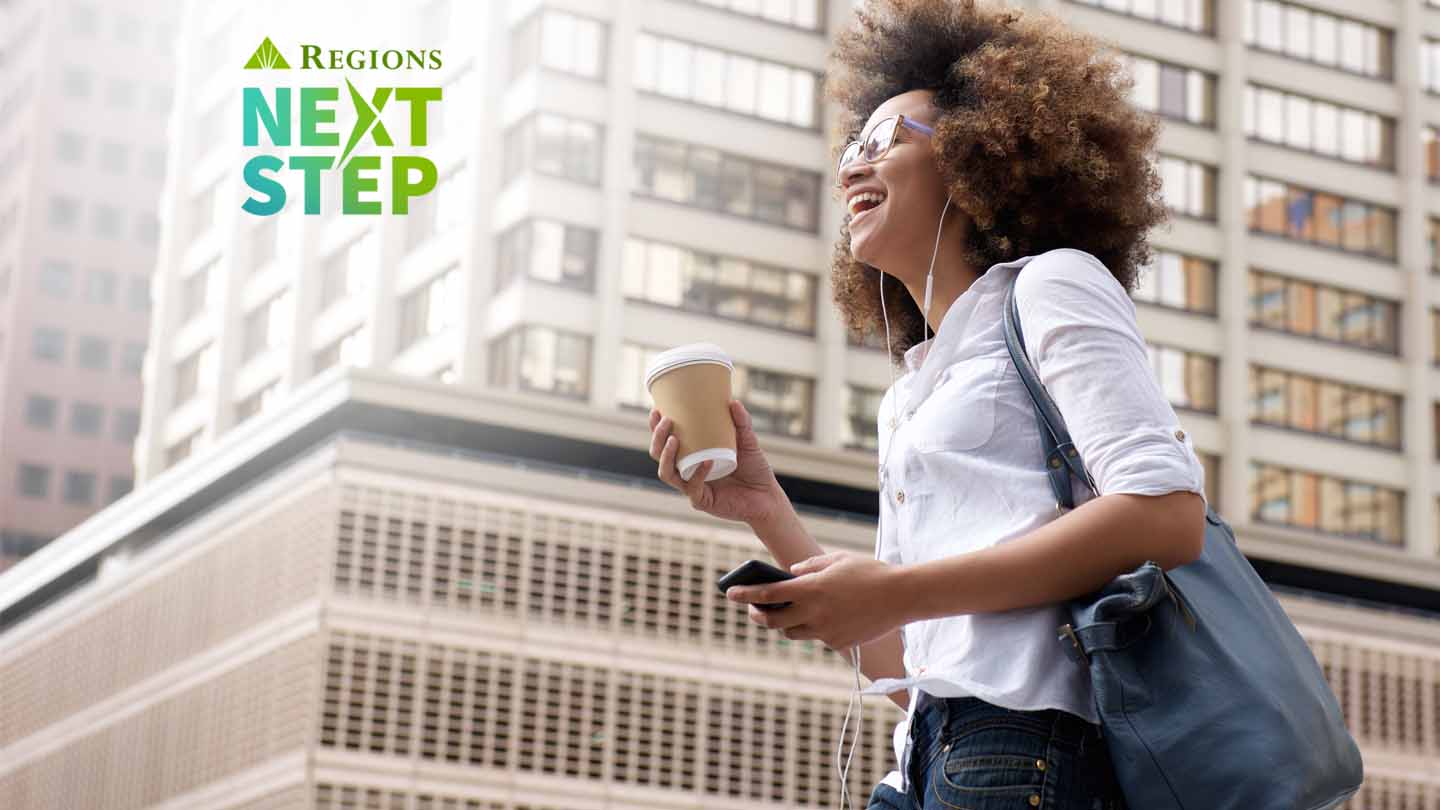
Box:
[2,0,1439,807]
[1,373,1437,809]
[0,0,178,572]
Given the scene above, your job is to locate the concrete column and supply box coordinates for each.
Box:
[1217,0,1253,524]
[456,2,504,387]
[1396,0,1437,556]
[589,1,640,412]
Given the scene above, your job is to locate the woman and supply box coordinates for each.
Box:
[647,1,1208,808]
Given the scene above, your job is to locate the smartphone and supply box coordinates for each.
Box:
[716,559,795,610]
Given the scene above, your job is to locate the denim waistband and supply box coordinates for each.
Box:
[905,692,1102,791]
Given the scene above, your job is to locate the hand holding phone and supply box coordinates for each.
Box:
[716,559,795,610]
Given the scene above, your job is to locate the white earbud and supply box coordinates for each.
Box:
[835,193,954,806]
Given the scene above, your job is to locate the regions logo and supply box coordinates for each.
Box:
[243,37,291,70]
[239,38,444,216]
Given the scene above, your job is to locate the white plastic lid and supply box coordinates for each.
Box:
[678,448,738,482]
[644,342,734,392]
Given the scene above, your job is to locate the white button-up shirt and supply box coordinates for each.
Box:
[863,248,1208,793]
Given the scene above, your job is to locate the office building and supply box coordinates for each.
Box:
[0,0,179,571]
[1,0,1438,807]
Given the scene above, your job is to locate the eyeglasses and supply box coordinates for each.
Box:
[835,113,935,185]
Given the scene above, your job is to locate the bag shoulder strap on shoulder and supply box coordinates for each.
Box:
[1002,270,1099,511]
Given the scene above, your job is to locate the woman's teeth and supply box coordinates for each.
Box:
[849,192,886,216]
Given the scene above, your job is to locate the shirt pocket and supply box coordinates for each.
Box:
[910,357,1006,453]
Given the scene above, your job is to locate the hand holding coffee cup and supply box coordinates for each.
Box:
[645,344,788,527]
[644,343,740,482]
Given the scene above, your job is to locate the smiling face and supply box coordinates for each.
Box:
[838,89,960,283]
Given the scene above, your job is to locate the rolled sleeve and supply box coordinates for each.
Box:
[1013,249,1208,509]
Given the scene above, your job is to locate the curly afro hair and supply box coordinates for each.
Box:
[828,0,1169,365]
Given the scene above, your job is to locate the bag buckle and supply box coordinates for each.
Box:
[1059,623,1090,666]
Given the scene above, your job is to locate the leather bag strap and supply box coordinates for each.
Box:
[1001,271,1099,511]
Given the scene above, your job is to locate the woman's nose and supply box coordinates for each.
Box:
[837,159,874,196]
[840,157,875,185]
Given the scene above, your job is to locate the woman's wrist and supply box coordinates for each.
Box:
[744,485,814,560]
[743,480,791,529]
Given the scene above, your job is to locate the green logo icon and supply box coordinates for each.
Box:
[244,37,290,70]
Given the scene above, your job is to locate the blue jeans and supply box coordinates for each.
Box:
[865,693,1128,810]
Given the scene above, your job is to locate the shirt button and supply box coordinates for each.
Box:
[1029,795,1041,807]
[896,490,905,504]
[1174,429,1186,441]
[1035,759,1047,771]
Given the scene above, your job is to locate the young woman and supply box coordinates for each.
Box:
[647,1,1208,808]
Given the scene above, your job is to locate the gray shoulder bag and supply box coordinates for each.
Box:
[1002,271,1364,810]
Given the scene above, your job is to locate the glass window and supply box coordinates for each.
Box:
[314,327,369,373]
[397,266,459,350]
[92,204,122,239]
[62,471,96,505]
[38,260,74,297]
[56,131,85,163]
[25,395,58,429]
[1245,83,1392,168]
[636,32,820,129]
[1074,0,1212,31]
[507,114,601,186]
[1146,343,1218,412]
[623,236,816,333]
[512,9,607,80]
[694,47,727,107]
[733,364,814,439]
[84,269,117,304]
[242,291,292,362]
[320,231,376,308]
[109,477,133,503]
[76,336,110,370]
[33,327,65,362]
[49,196,80,230]
[1426,40,1440,93]
[1158,155,1215,219]
[843,385,884,450]
[250,216,279,272]
[497,220,598,292]
[70,402,103,436]
[1245,1,1392,79]
[180,259,218,323]
[488,326,593,399]
[677,0,824,30]
[121,343,145,375]
[164,431,202,468]
[235,382,280,423]
[1133,251,1217,315]
[633,134,819,232]
[726,55,758,115]
[1250,462,1402,545]
[1250,364,1402,449]
[1247,175,1394,259]
[18,464,50,499]
[173,344,215,406]
[126,273,147,312]
[113,408,141,442]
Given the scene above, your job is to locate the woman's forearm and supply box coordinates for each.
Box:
[896,491,1205,624]
[745,485,826,571]
[747,489,910,711]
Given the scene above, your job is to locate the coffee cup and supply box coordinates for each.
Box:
[644,343,738,482]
